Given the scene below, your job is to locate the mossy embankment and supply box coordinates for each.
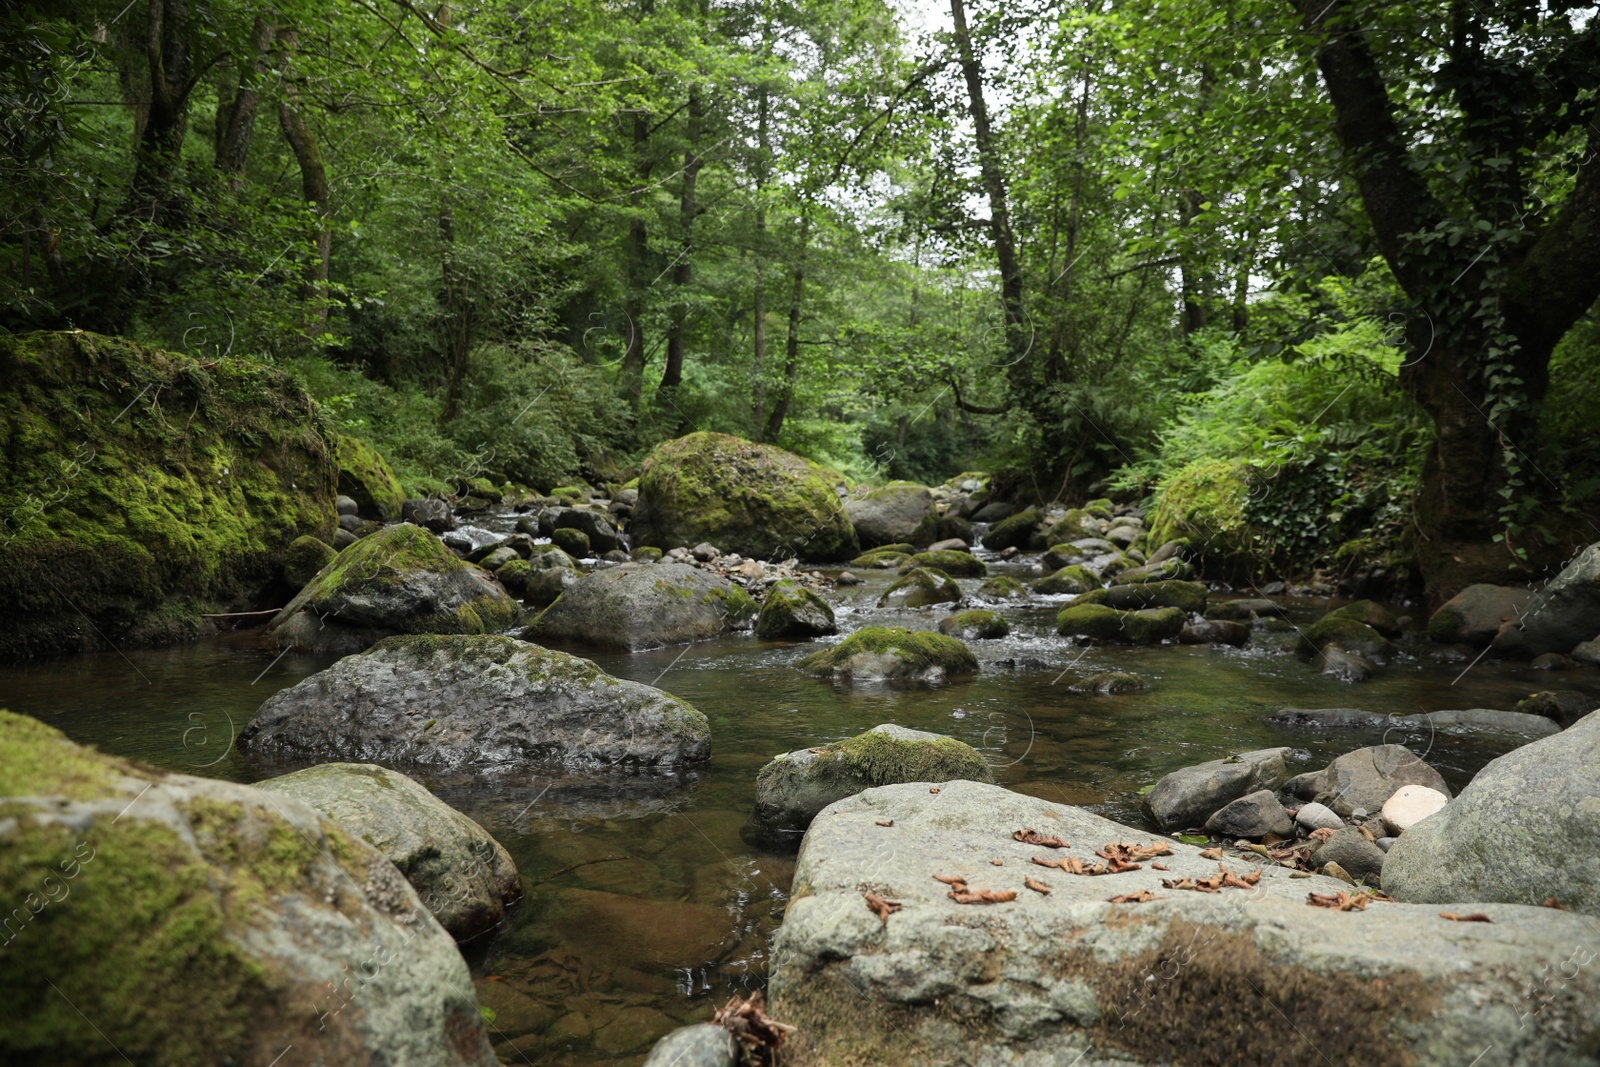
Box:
[0,331,341,661]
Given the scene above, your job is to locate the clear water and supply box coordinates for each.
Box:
[2,548,1591,1065]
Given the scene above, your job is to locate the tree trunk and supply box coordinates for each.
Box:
[620,108,652,409]
[214,16,276,189]
[750,76,771,441]
[658,83,704,425]
[276,99,330,327]
[762,213,810,444]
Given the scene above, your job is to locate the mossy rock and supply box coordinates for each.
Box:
[631,546,664,563]
[0,331,341,662]
[1296,616,1396,660]
[1110,557,1192,584]
[1056,603,1186,644]
[1085,500,1116,520]
[267,523,518,654]
[631,432,858,562]
[844,483,938,549]
[1069,671,1149,694]
[977,576,1029,600]
[1326,599,1403,639]
[283,534,337,589]
[1033,565,1100,595]
[1095,579,1208,614]
[551,527,591,557]
[0,710,495,1065]
[904,549,986,577]
[851,548,915,569]
[1147,459,1253,562]
[1042,543,1092,570]
[797,627,978,684]
[529,561,756,651]
[465,476,498,499]
[981,506,1040,551]
[334,433,405,520]
[937,609,1009,640]
[756,579,838,640]
[746,724,994,848]
[877,567,962,608]
[1038,508,1099,546]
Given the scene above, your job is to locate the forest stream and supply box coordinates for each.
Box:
[3,512,1588,1066]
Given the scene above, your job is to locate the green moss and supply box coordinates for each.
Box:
[282,534,336,589]
[850,549,914,569]
[1325,599,1402,637]
[1148,459,1252,558]
[550,527,591,557]
[1056,603,1186,644]
[0,331,339,662]
[831,729,993,785]
[977,575,1029,600]
[937,609,1009,640]
[1297,616,1394,658]
[904,549,986,577]
[333,433,405,520]
[756,579,837,639]
[797,626,978,677]
[631,546,663,562]
[0,708,135,800]
[1033,564,1101,595]
[981,506,1040,551]
[1098,579,1209,614]
[877,566,962,608]
[1111,557,1192,584]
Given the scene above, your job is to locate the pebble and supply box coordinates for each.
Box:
[1295,802,1343,832]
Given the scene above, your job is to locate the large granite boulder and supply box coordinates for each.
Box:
[1286,745,1450,818]
[1141,748,1291,831]
[745,724,994,848]
[241,634,711,768]
[844,482,937,548]
[755,579,837,640]
[1426,583,1531,645]
[257,762,521,942]
[1493,543,1600,657]
[0,710,495,1065]
[1384,709,1600,915]
[266,523,517,654]
[527,561,755,651]
[630,432,857,561]
[770,780,1600,1066]
[797,627,977,685]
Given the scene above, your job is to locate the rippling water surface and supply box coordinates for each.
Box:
[3,543,1592,1065]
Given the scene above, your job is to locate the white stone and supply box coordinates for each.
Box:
[1381,784,1449,835]
[1295,800,1343,831]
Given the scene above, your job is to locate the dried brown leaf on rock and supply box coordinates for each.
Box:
[1439,911,1494,923]
[1362,889,1395,902]
[1309,827,1337,843]
[1024,877,1052,895]
[1542,897,1566,910]
[990,859,1004,866]
[1150,862,1171,871]
[1030,855,1061,870]
[949,886,1018,904]
[932,873,968,886]
[1200,847,1223,860]
[1218,866,1262,890]
[1013,828,1071,848]
[863,892,901,925]
[1058,854,1111,876]
[712,990,797,1065]
[875,819,895,827]
[1307,891,1368,911]
[1109,889,1158,904]
[929,787,940,794]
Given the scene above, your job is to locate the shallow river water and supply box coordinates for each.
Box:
[2,545,1593,1065]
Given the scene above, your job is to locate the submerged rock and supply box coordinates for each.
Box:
[769,779,1600,1066]
[1516,688,1596,728]
[1286,745,1450,818]
[1142,748,1291,831]
[1270,706,1560,740]
[797,627,977,685]
[1205,597,1287,620]
[528,561,756,651]
[877,566,962,608]
[630,432,858,561]
[642,1025,738,1067]
[756,578,838,640]
[746,724,993,847]
[258,762,521,942]
[241,634,711,768]
[937,609,1009,641]
[1384,709,1600,915]
[266,523,518,654]
[844,482,937,548]
[0,710,495,1065]
[1178,619,1249,646]
[1067,670,1147,694]
[1056,603,1185,644]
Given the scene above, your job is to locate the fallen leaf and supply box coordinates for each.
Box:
[1309,827,1337,843]
[1013,829,1071,848]
[1200,847,1223,860]
[712,990,797,1058]
[1109,889,1157,904]
[929,787,941,794]
[949,887,1018,904]
[990,859,1004,866]
[1151,862,1170,871]
[1361,888,1396,902]
[1307,891,1368,911]
[1024,877,1052,894]
[1542,897,1566,910]
[1100,841,1172,863]
[1439,911,1494,923]
[931,873,967,886]
[1030,855,1060,869]
[863,892,901,925]
[875,819,895,827]
[1175,834,1210,846]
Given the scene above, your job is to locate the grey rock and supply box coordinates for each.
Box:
[338,512,367,533]
[1109,557,1191,584]
[535,506,570,537]
[553,508,621,554]
[1384,708,1600,915]
[1493,543,1600,657]
[400,496,456,533]
[845,483,937,548]
[1318,644,1376,682]
[1141,748,1291,831]
[333,527,359,549]
[528,562,756,651]
[971,500,1016,523]
[1376,836,1397,852]
[769,780,1600,1067]
[1178,619,1250,646]
[1205,597,1287,620]
[242,633,711,769]
[756,578,837,640]
[1532,652,1580,670]
[692,542,720,562]
[1294,801,1343,831]
[1204,789,1293,839]
[1270,706,1561,740]
[1286,745,1451,818]
[643,1024,738,1067]
[927,537,968,552]
[336,494,360,516]
[878,566,962,608]
[258,762,520,942]
[1516,689,1596,728]
[1426,582,1529,645]
[1571,637,1600,665]
[1313,827,1387,885]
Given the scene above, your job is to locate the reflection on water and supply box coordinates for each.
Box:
[2,558,1594,1064]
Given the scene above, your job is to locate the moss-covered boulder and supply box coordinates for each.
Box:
[334,433,406,520]
[528,561,756,651]
[1056,603,1186,644]
[257,762,520,942]
[242,634,711,767]
[977,575,1029,600]
[1032,564,1100,595]
[904,549,986,577]
[0,710,496,1066]
[937,609,1009,640]
[745,724,994,848]
[550,526,591,558]
[1296,616,1395,661]
[1147,459,1254,565]
[844,482,938,548]
[631,546,664,563]
[283,534,337,589]
[631,432,858,561]
[266,523,517,654]
[756,578,838,640]
[1089,579,1208,614]
[0,331,340,662]
[1069,671,1148,694]
[798,627,978,685]
[877,566,962,608]
[850,548,914,569]
[1110,556,1192,584]
[1326,599,1404,639]
[981,506,1040,551]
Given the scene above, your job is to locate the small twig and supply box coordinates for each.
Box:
[201,608,282,618]
[527,854,629,886]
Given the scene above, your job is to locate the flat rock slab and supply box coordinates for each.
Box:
[770,780,1600,1067]
[1272,706,1560,739]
